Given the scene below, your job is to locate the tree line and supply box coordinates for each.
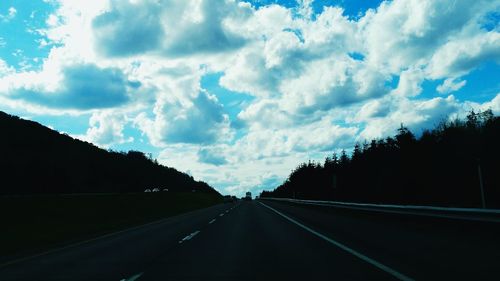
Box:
[0,111,219,195]
[261,110,500,208]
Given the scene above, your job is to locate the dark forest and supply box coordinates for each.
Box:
[0,111,218,195]
[261,110,500,208]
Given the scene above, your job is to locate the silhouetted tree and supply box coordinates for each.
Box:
[261,110,500,208]
[0,111,219,196]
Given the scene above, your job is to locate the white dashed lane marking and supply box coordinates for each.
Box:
[120,272,143,281]
[178,231,201,244]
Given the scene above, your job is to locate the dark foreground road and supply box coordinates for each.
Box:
[1,200,500,280]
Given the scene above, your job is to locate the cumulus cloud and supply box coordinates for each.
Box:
[198,147,228,166]
[392,67,425,97]
[480,93,500,114]
[3,0,499,196]
[3,64,134,110]
[280,56,388,114]
[233,116,358,161]
[427,31,500,79]
[358,95,462,140]
[237,99,293,129]
[92,1,165,57]
[77,111,133,147]
[92,0,249,58]
[135,90,231,146]
[360,0,497,73]
[355,99,391,121]
[437,78,467,94]
[0,59,13,75]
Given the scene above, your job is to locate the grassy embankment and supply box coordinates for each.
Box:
[0,192,222,260]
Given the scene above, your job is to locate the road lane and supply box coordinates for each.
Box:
[138,201,395,280]
[259,201,412,281]
[262,199,500,280]
[0,203,235,281]
[3,199,498,280]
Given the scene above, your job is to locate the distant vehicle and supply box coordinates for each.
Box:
[144,189,152,192]
[245,192,252,200]
[152,188,160,192]
[163,188,169,192]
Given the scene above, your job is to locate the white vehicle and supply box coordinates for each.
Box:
[144,189,152,192]
[152,188,160,192]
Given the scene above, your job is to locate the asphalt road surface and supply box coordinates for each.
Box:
[1,200,500,280]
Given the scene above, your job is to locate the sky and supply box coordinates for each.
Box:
[0,0,499,197]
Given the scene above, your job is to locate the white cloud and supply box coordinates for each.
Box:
[437,78,467,94]
[135,89,232,146]
[0,59,14,76]
[392,67,425,97]
[76,111,133,147]
[0,62,135,110]
[354,98,391,121]
[156,143,315,197]
[279,56,387,114]
[427,31,500,79]
[198,147,228,166]
[92,0,251,58]
[480,93,500,114]
[359,0,497,73]
[0,7,17,22]
[358,95,463,140]
[2,0,499,195]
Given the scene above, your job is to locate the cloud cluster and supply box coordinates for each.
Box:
[92,0,250,57]
[1,0,499,196]
[0,7,17,22]
[78,111,133,147]
[2,63,134,110]
[135,90,231,146]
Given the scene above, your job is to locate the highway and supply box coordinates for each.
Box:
[1,200,500,280]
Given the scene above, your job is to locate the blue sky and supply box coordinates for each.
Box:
[0,0,499,196]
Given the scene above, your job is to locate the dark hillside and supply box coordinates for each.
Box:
[0,111,219,195]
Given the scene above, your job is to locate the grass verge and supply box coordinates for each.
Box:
[0,192,222,261]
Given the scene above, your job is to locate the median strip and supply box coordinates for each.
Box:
[259,201,414,281]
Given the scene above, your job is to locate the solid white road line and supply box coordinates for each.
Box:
[259,202,414,281]
[178,231,201,244]
[209,219,216,224]
[120,272,143,281]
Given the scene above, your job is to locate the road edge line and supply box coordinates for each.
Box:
[258,201,414,281]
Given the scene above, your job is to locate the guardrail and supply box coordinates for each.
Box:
[260,197,500,223]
